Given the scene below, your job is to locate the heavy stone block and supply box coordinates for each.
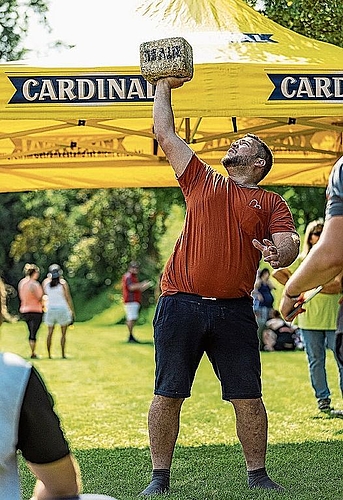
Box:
[140,37,193,85]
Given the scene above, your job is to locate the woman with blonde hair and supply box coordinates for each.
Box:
[300,219,324,260]
[18,264,44,359]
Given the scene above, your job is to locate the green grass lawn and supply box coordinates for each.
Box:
[2,313,343,500]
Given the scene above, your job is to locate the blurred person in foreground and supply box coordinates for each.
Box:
[43,264,75,359]
[122,261,153,343]
[139,76,299,496]
[1,351,119,500]
[274,219,343,412]
[18,263,44,359]
[0,350,81,499]
[281,157,343,401]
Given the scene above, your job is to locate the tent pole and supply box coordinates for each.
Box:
[185,118,190,143]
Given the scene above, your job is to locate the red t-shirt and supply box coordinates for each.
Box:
[122,272,141,303]
[161,154,297,299]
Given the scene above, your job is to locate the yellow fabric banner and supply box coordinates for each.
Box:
[0,0,342,191]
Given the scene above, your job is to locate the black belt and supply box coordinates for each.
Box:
[175,292,249,305]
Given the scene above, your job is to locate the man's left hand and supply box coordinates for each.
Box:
[252,238,280,268]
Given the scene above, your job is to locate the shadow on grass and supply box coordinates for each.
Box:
[122,340,154,346]
[20,441,343,500]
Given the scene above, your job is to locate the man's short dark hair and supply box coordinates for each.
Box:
[245,133,273,179]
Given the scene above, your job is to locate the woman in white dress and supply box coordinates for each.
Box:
[43,264,75,359]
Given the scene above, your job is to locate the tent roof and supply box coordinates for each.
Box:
[0,0,342,192]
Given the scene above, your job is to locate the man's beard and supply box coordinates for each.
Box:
[221,152,251,168]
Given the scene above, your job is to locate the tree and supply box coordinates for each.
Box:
[0,0,50,61]
[64,188,164,295]
[9,187,181,300]
[0,0,341,318]
[246,0,343,48]
[244,0,342,233]
[265,185,327,234]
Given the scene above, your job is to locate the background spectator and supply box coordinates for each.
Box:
[18,263,44,359]
[122,261,152,343]
[274,219,343,412]
[262,310,297,351]
[43,264,75,359]
[252,268,276,350]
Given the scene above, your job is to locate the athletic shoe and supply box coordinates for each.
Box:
[318,398,332,412]
[139,480,169,496]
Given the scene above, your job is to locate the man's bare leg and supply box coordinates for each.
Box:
[139,395,184,496]
[126,319,138,342]
[231,398,284,491]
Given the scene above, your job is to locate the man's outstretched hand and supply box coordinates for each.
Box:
[252,238,280,269]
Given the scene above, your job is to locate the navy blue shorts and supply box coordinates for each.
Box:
[153,293,261,400]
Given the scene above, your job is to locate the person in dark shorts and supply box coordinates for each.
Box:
[139,77,300,496]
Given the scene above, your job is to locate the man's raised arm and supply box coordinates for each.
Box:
[153,77,193,177]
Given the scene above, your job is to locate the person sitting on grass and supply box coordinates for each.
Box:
[262,310,297,351]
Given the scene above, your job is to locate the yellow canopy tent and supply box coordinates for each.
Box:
[0,0,342,192]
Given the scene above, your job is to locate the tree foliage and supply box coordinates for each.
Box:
[0,0,340,317]
[0,193,27,283]
[246,0,343,48]
[8,188,183,302]
[0,0,50,61]
[265,185,327,234]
